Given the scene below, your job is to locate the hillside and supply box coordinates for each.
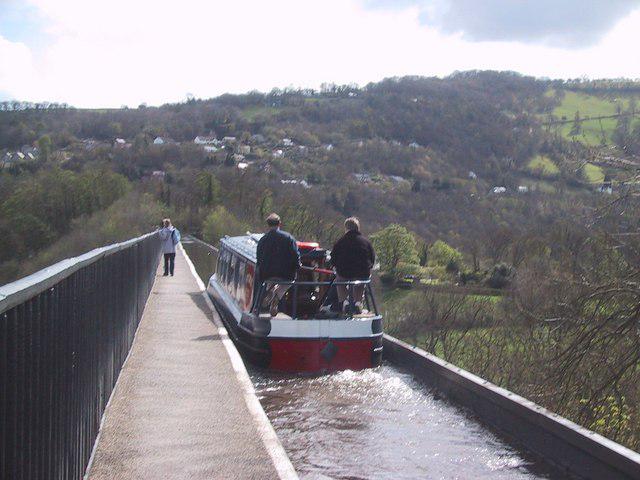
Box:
[3,72,640,451]
[1,72,639,285]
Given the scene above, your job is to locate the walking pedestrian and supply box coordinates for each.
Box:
[159,218,180,276]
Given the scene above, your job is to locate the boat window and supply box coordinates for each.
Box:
[227,254,234,292]
[235,257,245,303]
[216,248,225,281]
[219,248,229,284]
[233,255,241,298]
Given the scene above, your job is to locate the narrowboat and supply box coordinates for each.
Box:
[206,234,383,373]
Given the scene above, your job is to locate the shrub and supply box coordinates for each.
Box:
[486,263,514,289]
[202,206,249,245]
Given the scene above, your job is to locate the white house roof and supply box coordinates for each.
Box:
[194,136,217,144]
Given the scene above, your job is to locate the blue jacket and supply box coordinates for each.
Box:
[256,228,300,281]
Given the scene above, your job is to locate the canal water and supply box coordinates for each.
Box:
[183,240,558,480]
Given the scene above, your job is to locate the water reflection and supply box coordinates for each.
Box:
[182,238,217,283]
[252,365,557,480]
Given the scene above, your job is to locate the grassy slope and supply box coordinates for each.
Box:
[548,90,640,146]
[583,162,605,183]
[527,155,559,176]
[240,105,282,120]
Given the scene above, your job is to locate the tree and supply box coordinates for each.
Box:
[569,111,582,137]
[613,114,631,149]
[37,135,52,161]
[202,206,248,245]
[427,240,464,272]
[370,224,419,273]
[486,262,513,289]
[195,172,220,207]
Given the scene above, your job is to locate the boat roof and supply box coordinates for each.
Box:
[220,234,262,263]
[220,233,324,264]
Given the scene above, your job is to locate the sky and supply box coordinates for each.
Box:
[1,0,639,108]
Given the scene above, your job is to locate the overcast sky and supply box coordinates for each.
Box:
[1,0,639,108]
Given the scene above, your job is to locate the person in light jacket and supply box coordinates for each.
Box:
[159,218,177,276]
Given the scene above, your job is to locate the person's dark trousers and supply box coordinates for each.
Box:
[163,253,176,276]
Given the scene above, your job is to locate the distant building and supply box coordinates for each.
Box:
[114,138,130,148]
[324,144,334,151]
[409,142,420,149]
[152,170,166,179]
[237,162,248,170]
[491,186,507,194]
[21,145,39,157]
[273,149,284,158]
[282,138,294,147]
[154,137,176,145]
[518,185,529,193]
[222,136,237,144]
[599,176,613,195]
[468,171,477,179]
[280,179,310,189]
[352,173,372,183]
[599,182,613,195]
[81,139,99,150]
[250,134,266,144]
[1,151,13,168]
[194,136,217,145]
[203,146,218,153]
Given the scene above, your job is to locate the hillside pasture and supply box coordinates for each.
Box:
[547,90,640,146]
[582,162,605,183]
[527,155,559,177]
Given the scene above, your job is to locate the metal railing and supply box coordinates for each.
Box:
[253,277,379,319]
[0,232,161,480]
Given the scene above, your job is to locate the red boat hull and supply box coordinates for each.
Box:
[268,337,377,373]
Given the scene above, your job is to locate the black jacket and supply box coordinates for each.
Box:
[331,230,375,279]
[256,228,300,281]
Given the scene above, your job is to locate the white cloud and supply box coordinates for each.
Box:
[1,0,639,107]
[0,35,38,99]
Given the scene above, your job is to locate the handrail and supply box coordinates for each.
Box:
[182,234,219,252]
[0,230,158,315]
[262,279,372,286]
[1,231,162,480]
[252,277,378,318]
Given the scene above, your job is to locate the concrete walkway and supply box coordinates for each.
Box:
[87,248,294,480]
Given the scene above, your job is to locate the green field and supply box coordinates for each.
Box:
[582,162,605,183]
[240,105,282,120]
[547,90,640,146]
[527,155,559,177]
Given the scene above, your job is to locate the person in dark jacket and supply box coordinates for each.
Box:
[330,217,375,313]
[256,213,301,316]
